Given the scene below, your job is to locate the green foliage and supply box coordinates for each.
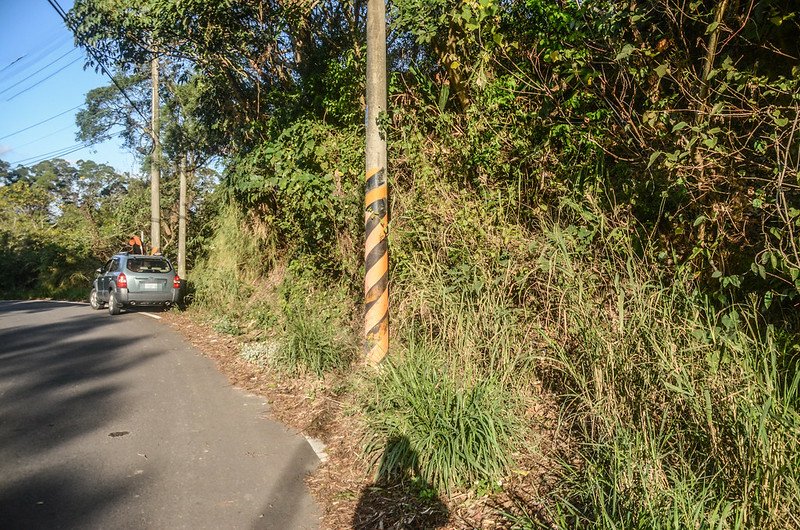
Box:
[189,209,355,377]
[523,205,800,529]
[70,0,369,151]
[228,120,363,279]
[273,271,356,377]
[363,343,521,493]
[189,203,273,309]
[0,159,136,299]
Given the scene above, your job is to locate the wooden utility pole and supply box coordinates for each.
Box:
[178,155,187,278]
[364,0,389,365]
[150,53,161,254]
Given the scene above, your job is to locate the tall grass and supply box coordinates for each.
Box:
[363,342,522,493]
[530,204,800,529]
[383,178,799,525]
[269,272,356,376]
[359,183,538,494]
[190,204,277,310]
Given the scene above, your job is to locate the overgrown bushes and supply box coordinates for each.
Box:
[526,207,800,528]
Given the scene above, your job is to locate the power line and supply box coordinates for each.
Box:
[8,141,93,166]
[0,55,26,74]
[5,56,84,101]
[46,0,149,123]
[12,123,76,149]
[0,104,85,141]
[5,125,125,167]
[20,144,95,167]
[0,47,78,96]
[0,38,69,78]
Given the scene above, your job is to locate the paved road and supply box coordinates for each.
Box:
[0,301,320,529]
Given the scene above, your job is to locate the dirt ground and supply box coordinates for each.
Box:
[160,310,559,529]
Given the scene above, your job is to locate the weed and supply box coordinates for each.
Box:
[529,206,800,529]
[212,316,242,336]
[272,272,356,377]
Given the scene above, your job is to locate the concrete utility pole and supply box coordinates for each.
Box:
[178,155,187,278]
[150,53,161,254]
[364,0,389,365]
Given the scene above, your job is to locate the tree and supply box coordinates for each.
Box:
[0,158,132,297]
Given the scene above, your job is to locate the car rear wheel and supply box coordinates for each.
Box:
[89,289,104,310]
[108,292,121,315]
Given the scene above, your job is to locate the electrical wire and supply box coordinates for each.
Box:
[11,123,76,149]
[0,104,85,141]
[0,47,78,96]
[46,0,149,123]
[0,34,72,80]
[5,126,124,167]
[8,141,93,166]
[20,144,95,166]
[0,55,26,74]
[5,55,84,101]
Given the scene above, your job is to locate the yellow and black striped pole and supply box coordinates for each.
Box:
[364,168,388,365]
[364,0,388,365]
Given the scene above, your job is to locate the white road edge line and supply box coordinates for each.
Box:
[138,312,162,320]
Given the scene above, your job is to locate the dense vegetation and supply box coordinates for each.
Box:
[2,0,798,527]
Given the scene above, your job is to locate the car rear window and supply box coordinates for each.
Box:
[126,258,172,273]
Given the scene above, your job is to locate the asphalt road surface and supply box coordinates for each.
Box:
[0,301,321,529]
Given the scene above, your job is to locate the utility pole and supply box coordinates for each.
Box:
[150,53,161,254]
[364,0,389,365]
[178,155,187,278]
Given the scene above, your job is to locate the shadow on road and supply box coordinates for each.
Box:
[0,301,162,527]
[0,465,136,529]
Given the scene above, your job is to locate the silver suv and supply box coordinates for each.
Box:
[90,253,181,315]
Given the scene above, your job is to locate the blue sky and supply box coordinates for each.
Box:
[0,0,137,175]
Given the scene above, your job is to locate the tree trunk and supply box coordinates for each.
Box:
[698,0,729,114]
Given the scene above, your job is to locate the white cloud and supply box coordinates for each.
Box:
[0,145,12,156]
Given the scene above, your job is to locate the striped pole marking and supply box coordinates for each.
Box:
[364,166,388,365]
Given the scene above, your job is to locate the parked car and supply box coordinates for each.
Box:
[90,252,181,315]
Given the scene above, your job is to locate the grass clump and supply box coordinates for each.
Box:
[363,343,521,493]
[272,271,356,377]
[277,308,350,376]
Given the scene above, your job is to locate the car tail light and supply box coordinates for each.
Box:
[173,275,181,289]
[116,273,128,289]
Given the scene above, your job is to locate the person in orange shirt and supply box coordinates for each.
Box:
[128,235,143,254]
